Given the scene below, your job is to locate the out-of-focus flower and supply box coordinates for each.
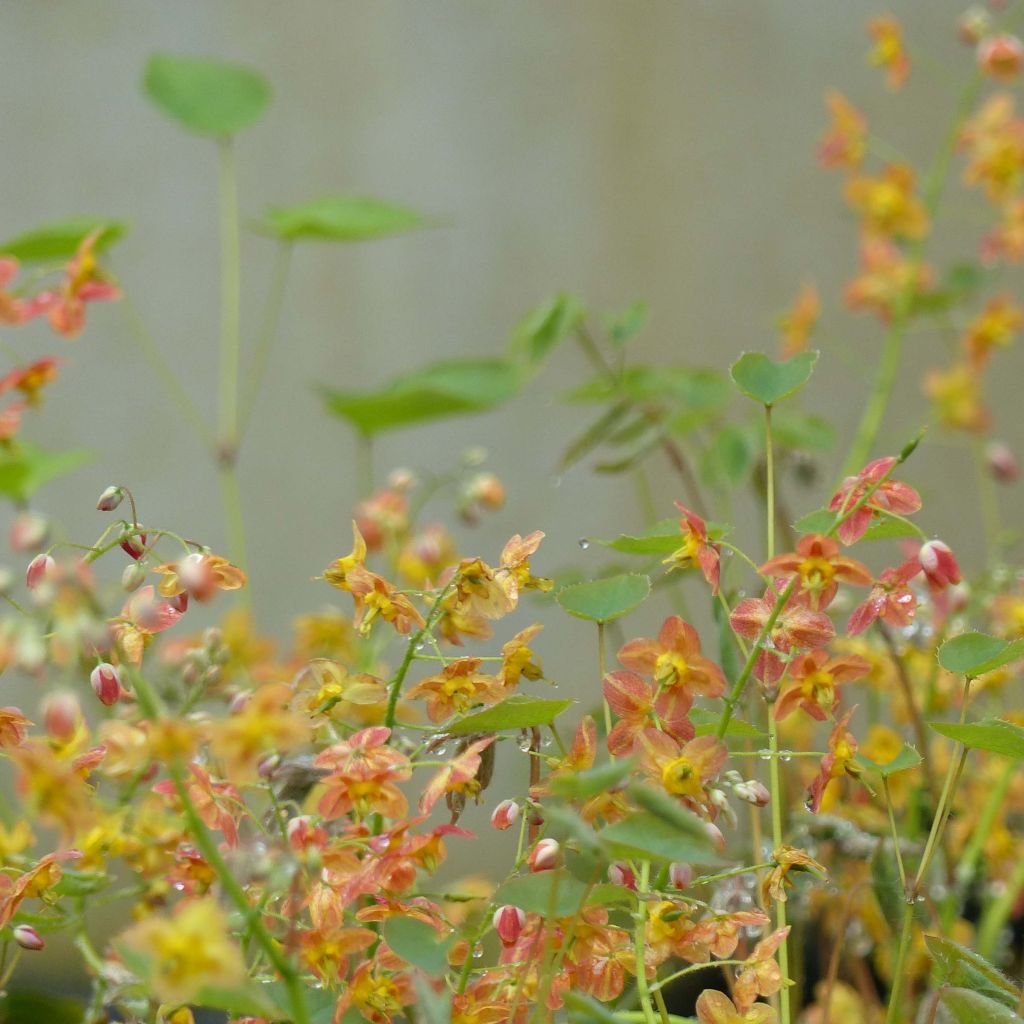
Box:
[986,439,1020,482]
[982,197,1024,262]
[845,164,928,240]
[978,33,1024,80]
[818,93,867,171]
[527,838,561,872]
[156,552,246,604]
[696,989,778,1024]
[778,282,820,356]
[845,238,934,321]
[925,362,990,433]
[867,16,910,90]
[963,294,1023,367]
[0,357,63,405]
[960,94,1024,202]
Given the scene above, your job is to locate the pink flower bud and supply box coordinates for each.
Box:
[607,862,637,890]
[90,663,122,706]
[168,591,189,614]
[958,7,991,45]
[986,441,1019,483]
[25,553,55,590]
[919,540,961,589]
[121,562,145,592]
[978,33,1024,79]
[120,531,147,560]
[287,815,327,852]
[96,486,125,512]
[469,473,506,511]
[527,838,561,873]
[490,799,520,831]
[492,904,526,946]
[735,779,771,807]
[703,822,727,852]
[9,511,49,553]
[42,690,81,742]
[12,925,44,951]
[668,863,693,889]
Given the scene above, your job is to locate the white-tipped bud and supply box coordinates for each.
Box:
[96,486,125,512]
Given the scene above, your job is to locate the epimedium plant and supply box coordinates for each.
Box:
[1,11,1024,1024]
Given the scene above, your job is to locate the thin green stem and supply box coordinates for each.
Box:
[956,761,1015,890]
[598,621,611,735]
[767,710,791,1024]
[218,137,242,449]
[977,843,1024,959]
[357,432,374,499]
[765,405,775,561]
[884,903,916,1024]
[634,861,659,1024]
[882,778,908,896]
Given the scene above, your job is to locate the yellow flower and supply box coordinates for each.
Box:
[117,898,244,1005]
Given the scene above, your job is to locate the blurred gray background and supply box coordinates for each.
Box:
[2,0,1023,995]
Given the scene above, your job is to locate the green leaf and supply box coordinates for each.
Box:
[937,633,1024,677]
[52,868,109,897]
[794,508,834,535]
[323,358,521,435]
[493,870,589,917]
[0,991,84,1024]
[730,350,818,407]
[0,445,94,501]
[444,695,574,736]
[414,976,453,1024]
[382,917,452,975]
[567,366,729,413]
[871,839,924,931]
[194,982,281,1018]
[690,708,765,739]
[0,219,126,263]
[940,987,1022,1024]
[559,402,632,472]
[607,301,649,348]
[793,506,917,541]
[143,54,271,137]
[700,423,752,490]
[926,936,1020,1006]
[595,519,681,556]
[929,718,1024,759]
[508,293,584,367]
[257,196,425,242]
[548,759,636,801]
[771,410,836,453]
[854,744,922,778]
[600,810,718,864]
[556,573,651,623]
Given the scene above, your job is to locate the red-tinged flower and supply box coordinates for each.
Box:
[119,529,148,560]
[112,584,182,664]
[23,231,120,339]
[845,163,928,240]
[0,258,24,324]
[847,558,921,636]
[760,534,871,611]
[729,588,834,685]
[528,838,561,872]
[0,850,81,928]
[286,815,328,854]
[155,762,243,848]
[604,670,693,757]
[90,662,122,706]
[493,905,526,945]
[668,862,693,889]
[778,282,820,356]
[0,400,27,443]
[496,530,552,606]
[733,927,790,1010]
[345,959,415,1024]
[10,510,48,552]
[618,615,727,698]
[867,15,910,90]
[987,440,1020,482]
[925,361,990,433]
[419,735,495,814]
[323,521,368,592]
[774,650,869,721]
[818,92,867,171]
[0,357,63,406]
[961,94,1024,202]
[844,238,934,322]
[156,552,246,603]
[314,727,412,821]
[533,715,597,797]
[982,197,1024,263]
[636,729,727,815]
[0,707,32,749]
[607,861,637,890]
[355,487,409,551]
[499,623,544,689]
[696,988,778,1024]
[979,33,1024,80]
[407,658,504,724]
[663,503,720,594]
[490,798,520,831]
[828,456,922,545]
[347,565,425,636]
[25,553,55,590]
[918,539,960,590]
[963,294,1023,367]
[806,708,862,814]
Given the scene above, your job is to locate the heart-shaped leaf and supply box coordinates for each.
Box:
[144,54,271,137]
[937,632,1024,677]
[730,350,818,407]
[444,696,574,736]
[258,196,425,242]
[0,219,126,263]
[929,718,1024,759]
[382,917,452,975]
[556,573,651,623]
[323,358,522,435]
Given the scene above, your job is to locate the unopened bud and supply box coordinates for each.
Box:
[9,511,49,553]
[90,663,122,706]
[978,33,1024,79]
[703,822,727,852]
[668,863,693,889]
[607,862,637,890]
[96,486,125,512]
[919,540,961,589]
[527,838,561,873]
[490,799,520,831]
[958,6,991,45]
[387,468,418,492]
[468,472,506,511]
[25,553,55,590]
[120,531,147,560]
[12,925,44,950]
[735,779,771,807]
[986,441,1019,483]
[492,904,526,945]
[121,562,145,592]
[42,690,81,742]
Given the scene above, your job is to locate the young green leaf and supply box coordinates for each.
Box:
[257,196,425,242]
[595,519,681,556]
[143,54,271,137]
[730,351,818,407]
[926,936,1020,1006]
[556,573,651,623]
[600,811,720,864]
[382,917,452,975]
[940,987,1022,1024]
[607,301,649,348]
[0,444,94,502]
[700,423,752,491]
[444,695,574,736]
[0,219,126,263]
[929,718,1024,759]
[493,870,589,917]
[853,744,921,778]
[508,293,584,367]
[690,708,765,739]
[937,632,1024,677]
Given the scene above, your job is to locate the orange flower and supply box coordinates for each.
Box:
[925,362,990,433]
[323,521,369,592]
[844,238,933,321]
[618,615,726,698]
[828,456,922,545]
[419,735,495,813]
[499,623,544,689]
[960,94,1024,202]
[778,282,820,356]
[156,552,246,604]
[733,927,791,1011]
[314,726,412,820]
[818,92,867,171]
[0,357,63,405]
[866,15,909,90]
[347,566,425,636]
[697,988,778,1024]
[663,503,720,594]
[774,650,870,722]
[0,707,32,749]
[603,670,693,757]
[407,657,504,723]
[760,534,871,610]
[963,294,1022,367]
[844,164,928,240]
[636,729,726,816]
[982,197,1024,262]
[111,584,183,665]
[806,708,862,813]
[978,34,1024,82]
[847,558,920,636]
[761,844,827,904]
